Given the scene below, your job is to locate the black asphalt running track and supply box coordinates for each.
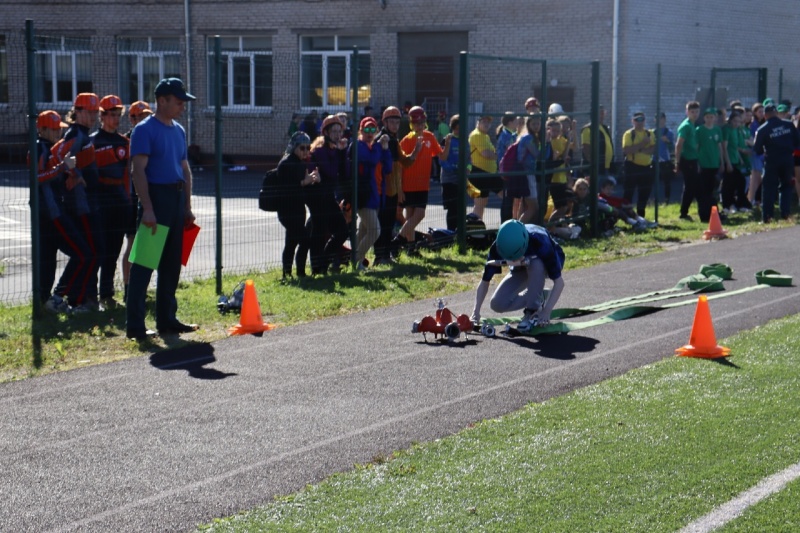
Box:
[2,226,800,532]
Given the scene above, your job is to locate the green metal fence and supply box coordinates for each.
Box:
[3,19,800,311]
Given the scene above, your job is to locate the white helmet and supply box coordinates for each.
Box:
[548,103,564,115]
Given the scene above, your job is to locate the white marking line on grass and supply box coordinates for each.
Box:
[679,461,800,533]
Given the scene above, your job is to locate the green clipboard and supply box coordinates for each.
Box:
[129,223,169,270]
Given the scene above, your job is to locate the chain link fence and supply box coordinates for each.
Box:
[3,21,800,306]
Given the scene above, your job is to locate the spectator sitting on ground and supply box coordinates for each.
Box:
[599,176,657,231]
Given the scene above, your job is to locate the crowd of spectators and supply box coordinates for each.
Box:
[275,93,800,276]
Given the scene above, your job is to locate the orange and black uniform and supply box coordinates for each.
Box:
[92,129,130,300]
[53,122,102,305]
[31,136,92,305]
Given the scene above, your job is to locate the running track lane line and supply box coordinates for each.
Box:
[47,291,800,532]
[679,461,800,533]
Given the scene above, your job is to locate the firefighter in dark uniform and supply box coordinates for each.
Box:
[91,95,131,309]
[52,93,102,312]
[30,111,91,314]
[753,101,800,222]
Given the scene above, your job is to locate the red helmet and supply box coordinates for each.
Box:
[382,106,402,121]
[408,106,427,124]
[321,115,342,132]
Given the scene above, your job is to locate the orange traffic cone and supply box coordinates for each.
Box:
[228,279,275,336]
[703,206,728,240]
[675,295,730,358]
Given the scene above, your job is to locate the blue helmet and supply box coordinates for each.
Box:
[495,220,529,261]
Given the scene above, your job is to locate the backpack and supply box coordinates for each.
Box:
[258,168,280,212]
[499,141,522,177]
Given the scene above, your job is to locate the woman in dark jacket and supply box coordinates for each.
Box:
[277,132,319,279]
[308,115,349,274]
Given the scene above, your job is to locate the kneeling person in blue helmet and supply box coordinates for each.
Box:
[471,220,565,332]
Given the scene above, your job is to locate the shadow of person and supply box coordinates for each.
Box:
[149,342,237,380]
[532,334,600,360]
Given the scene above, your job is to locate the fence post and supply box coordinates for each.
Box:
[653,63,662,221]
[537,61,549,224]
[213,36,223,294]
[710,68,717,109]
[758,68,768,103]
[26,19,41,317]
[589,61,600,238]
[349,47,359,268]
[456,51,468,254]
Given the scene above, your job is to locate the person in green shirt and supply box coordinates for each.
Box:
[695,108,725,223]
[721,110,752,214]
[675,100,700,221]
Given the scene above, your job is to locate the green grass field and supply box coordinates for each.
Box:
[2,204,798,530]
[197,314,800,532]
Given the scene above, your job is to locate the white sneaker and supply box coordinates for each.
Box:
[569,225,582,240]
[44,295,70,314]
[517,308,539,332]
[738,207,751,214]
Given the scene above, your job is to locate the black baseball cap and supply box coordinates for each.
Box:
[154,78,196,101]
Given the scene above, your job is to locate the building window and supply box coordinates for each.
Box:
[118,37,181,104]
[300,35,370,110]
[207,36,272,109]
[34,36,92,104]
[0,36,8,104]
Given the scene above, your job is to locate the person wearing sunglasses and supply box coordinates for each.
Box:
[348,117,392,271]
[276,131,320,279]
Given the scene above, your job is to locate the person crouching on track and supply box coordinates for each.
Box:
[471,220,565,332]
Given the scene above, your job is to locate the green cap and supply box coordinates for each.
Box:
[777,104,789,113]
[763,98,775,107]
[703,107,717,116]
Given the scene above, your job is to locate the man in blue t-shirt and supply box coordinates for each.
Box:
[471,220,565,332]
[753,102,800,222]
[126,78,198,340]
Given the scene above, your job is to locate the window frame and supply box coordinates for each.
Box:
[34,36,93,105]
[206,35,273,111]
[117,37,182,105]
[299,35,370,112]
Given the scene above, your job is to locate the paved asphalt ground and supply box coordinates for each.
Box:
[2,226,800,532]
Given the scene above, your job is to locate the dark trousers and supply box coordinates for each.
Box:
[441,182,460,231]
[761,160,794,221]
[42,215,92,304]
[306,194,348,271]
[374,194,399,261]
[658,161,675,203]
[277,206,308,275]
[126,184,185,332]
[721,167,751,210]
[98,189,130,299]
[678,158,699,217]
[623,161,654,217]
[53,212,101,306]
[697,167,719,223]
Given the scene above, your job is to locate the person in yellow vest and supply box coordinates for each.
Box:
[468,115,502,220]
[621,111,656,218]
[581,104,614,177]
